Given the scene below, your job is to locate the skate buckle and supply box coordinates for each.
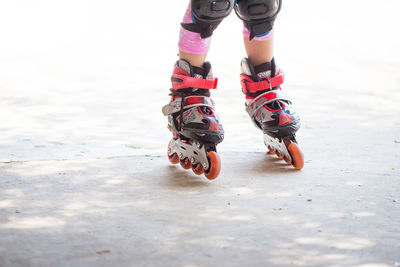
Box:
[240,72,284,94]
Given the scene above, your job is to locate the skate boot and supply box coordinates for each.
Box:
[162,59,224,179]
[240,58,304,170]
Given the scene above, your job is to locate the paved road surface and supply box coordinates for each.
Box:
[1,1,399,266]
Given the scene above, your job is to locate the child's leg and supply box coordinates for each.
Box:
[178,0,234,67]
[243,36,274,66]
[236,0,304,170]
[179,51,207,68]
[236,0,280,65]
[178,2,209,67]
[163,0,234,179]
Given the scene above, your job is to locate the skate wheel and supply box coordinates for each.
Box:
[275,151,283,159]
[204,151,221,180]
[168,153,179,164]
[180,157,192,170]
[283,156,292,165]
[288,143,304,170]
[267,146,275,154]
[192,163,204,175]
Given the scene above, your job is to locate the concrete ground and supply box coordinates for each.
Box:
[1,0,399,266]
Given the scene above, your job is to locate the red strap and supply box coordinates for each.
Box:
[172,74,218,90]
[241,72,284,94]
[184,96,213,106]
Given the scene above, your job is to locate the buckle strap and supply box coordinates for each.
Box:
[172,74,218,90]
[241,72,284,94]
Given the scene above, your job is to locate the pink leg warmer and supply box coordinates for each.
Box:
[178,2,212,55]
[243,27,274,41]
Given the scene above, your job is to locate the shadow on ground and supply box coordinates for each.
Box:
[1,151,399,266]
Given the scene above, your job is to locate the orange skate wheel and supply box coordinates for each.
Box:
[267,146,275,154]
[283,156,292,165]
[168,153,179,164]
[180,157,192,169]
[275,151,283,159]
[288,143,304,170]
[192,163,204,175]
[204,151,221,180]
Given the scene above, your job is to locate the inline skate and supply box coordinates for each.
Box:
[240,58,304,170]
[162,60,224,179]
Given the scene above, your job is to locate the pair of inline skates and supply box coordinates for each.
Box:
[162,58,304,180]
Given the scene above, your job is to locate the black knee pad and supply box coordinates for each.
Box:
[181,0,235,39]
[235,0,281,40]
